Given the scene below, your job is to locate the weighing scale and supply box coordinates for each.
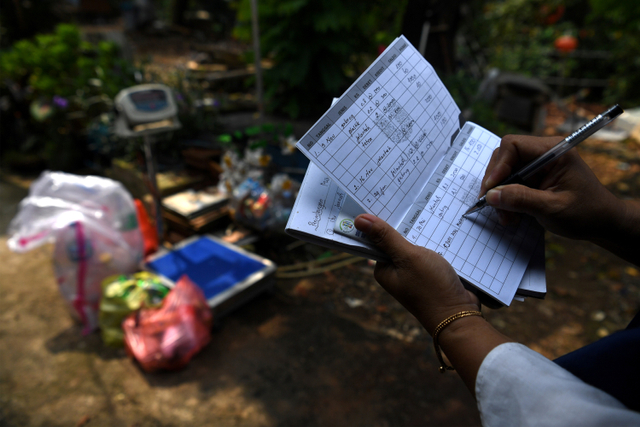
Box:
[145,235,276,317]
[114,84,182,239]
[114,85,276,316]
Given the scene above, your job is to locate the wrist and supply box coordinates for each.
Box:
[420,303,481,336]
[436,313,488,344]
[615,199,640,238]
[435,314,511,367]
[591,199,640,266]
[428,311,512,394]
[433,313,486,373]
[589,198,634,242]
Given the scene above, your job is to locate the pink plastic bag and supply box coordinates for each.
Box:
[123,275,212,372]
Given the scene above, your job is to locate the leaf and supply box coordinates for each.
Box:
[244,126,261,136]
[261,123,275,133]
[249,139,268,149]
[218,134,233,144]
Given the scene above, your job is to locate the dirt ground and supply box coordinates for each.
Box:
[0,181,480,427]
[2,28,640,427]
[2,116,640,427]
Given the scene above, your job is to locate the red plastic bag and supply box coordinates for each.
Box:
[123,275,212,372]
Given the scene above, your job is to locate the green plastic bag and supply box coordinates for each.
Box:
[99,272,169,347]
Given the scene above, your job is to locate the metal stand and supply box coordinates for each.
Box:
[112,84,182,244]
[250,0,264,118]
[142,134,163,241]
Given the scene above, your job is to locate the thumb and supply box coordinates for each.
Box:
[486,184,560,217]
[354,214,415,261]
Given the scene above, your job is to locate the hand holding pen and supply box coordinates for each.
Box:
[464,105,623,218]
[465,105,628,242]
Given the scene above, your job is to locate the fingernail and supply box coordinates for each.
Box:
[354,215,373,234]
[486,187,503,206]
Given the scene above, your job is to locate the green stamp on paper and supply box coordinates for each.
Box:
[339,218,355,233]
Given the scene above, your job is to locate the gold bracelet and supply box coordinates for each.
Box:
[433,310,483,373]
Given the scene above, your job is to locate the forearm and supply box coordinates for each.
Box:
[355,213,516,396]
[591,199,640,267]
[431,316,512,396]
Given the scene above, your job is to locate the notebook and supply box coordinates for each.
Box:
[286,35,545,305]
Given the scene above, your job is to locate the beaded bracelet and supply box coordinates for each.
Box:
[433,310,483,373]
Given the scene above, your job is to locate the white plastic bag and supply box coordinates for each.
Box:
[7,171,144,334]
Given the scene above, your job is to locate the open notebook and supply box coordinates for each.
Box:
[286,35,546,305]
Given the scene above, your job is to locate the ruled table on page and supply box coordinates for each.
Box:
[296,35,462,228]
[403,124,541,304]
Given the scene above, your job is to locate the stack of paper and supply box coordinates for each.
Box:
[286,36,546,306]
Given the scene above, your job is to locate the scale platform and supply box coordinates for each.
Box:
[145,235,276,318]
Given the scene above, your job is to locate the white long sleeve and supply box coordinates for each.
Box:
[476,342,640,427]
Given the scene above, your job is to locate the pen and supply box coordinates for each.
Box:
[463,104,624,218]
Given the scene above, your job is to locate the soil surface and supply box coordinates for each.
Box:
[2,28,640,427]
[3,110,640,426]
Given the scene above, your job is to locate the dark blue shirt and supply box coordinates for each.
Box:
[555,311,640,411]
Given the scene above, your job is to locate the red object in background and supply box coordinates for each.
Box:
[122,275,213,372]
[378,44,387,56]
[542,5,565,25]
[555,35,578,53]
[134,199,158,257]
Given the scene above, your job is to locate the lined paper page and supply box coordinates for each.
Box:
[331,122,542,304]
[296,35,461,228]
[404,124,542,304]
[295,37,542,305]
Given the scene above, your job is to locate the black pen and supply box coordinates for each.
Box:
[463,104,624,218]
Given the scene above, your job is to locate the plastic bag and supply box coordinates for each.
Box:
[228,174,299,231]
[269,173,299,226]
[122,275,212,372]
[7,171,143,334]
[99,272,169,347]
[7,172,142,252]
[231,177,271,230]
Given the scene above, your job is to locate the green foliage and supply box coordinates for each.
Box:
[217,122,294,151]
[0,24,136,99]
[0,23,139,170]
[586,0,640,105]
[234,0,406,118]
[467,0,583,79]
[465,0,640,105]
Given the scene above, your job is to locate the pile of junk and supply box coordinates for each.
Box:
[6,85,302,372]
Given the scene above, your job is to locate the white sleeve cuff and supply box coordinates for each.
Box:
[475,342,640,427]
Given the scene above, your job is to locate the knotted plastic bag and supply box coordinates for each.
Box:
[99,272,169,347]
[7,171,143,334]
[122,275,212,372]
